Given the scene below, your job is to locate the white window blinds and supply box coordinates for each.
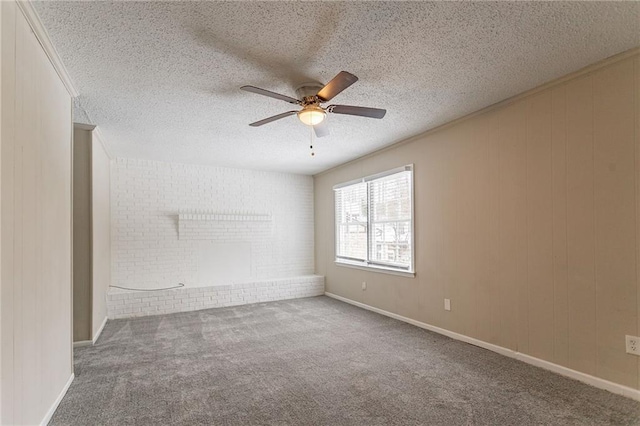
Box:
[368,170,412,269]
[334,165,413,273]
[335,182,368,261]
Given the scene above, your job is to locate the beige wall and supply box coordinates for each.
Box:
[315,50,640,391]
[1,1,73,424]
[73,126,92,342]
[73,125,111,343]
[91,131,110,338]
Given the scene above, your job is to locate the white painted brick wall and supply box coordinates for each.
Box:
[178,214,272,242]
[107,275,325,319]
[112,158,314,290]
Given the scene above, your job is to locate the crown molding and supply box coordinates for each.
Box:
[16,0,79,97]
[314,46,640,178]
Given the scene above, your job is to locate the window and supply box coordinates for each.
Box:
[334,165,414,274]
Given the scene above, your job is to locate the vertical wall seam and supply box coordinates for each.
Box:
[634,57,640,390]
[551,92,556,362]
[13,8,20,421]
[36,58,43,415]
[0,1,3,420]
[591,74,598,376]
[563,85,569,369]
[525,101,531,354]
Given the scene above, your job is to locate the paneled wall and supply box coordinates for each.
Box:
[1,2,73,424]
[314,51,640,390]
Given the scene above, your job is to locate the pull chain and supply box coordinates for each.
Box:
[310,125,315,157]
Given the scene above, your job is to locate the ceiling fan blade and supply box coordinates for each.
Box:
[316,71,358,102]
[249,111,298,127]
[327,105,386,119]
[241,86,300,105]
[314,120,330,138]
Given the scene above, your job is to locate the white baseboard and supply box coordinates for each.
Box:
[93,316,108,344]
[40,373,74,426]
[73,317,108,348]
[324,292,640,402]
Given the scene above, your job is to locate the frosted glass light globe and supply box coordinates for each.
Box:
[297,106,326,126]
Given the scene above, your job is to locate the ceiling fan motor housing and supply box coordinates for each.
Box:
[295,83,325,103]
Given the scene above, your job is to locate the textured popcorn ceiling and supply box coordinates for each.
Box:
[34,2,639,175]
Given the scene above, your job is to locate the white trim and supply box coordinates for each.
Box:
[72,317,107,347]
[16,1,79,97]
[364,164,413,183]
[40,373,74,426]
[334,165,415,274]
[324,292,640,402]
[332,176,363,191]
[92,316,108,344]
[332,164,412,190]
[335,260,415,278]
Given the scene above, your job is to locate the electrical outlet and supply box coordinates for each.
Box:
[362,281,367,291]
[444,299,451,311]
[626,335,640,355]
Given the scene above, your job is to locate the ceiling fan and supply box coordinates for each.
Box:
[240,71,386,138]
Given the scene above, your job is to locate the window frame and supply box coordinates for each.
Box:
[333,165,415,277]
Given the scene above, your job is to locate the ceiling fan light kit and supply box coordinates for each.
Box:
[240,71,386,139]
[297,105,326,126]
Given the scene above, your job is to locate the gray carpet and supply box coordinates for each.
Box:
[51,296,640,425]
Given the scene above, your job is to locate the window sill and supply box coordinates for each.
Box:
[335,260,415,278]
